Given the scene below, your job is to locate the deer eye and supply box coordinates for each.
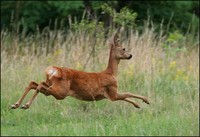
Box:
[122,48,125,51]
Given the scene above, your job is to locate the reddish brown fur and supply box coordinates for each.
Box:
[11,33,149,109]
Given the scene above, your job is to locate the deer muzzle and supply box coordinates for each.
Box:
[128,54,132,59]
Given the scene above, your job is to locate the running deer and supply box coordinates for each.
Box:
[11,33,149,109]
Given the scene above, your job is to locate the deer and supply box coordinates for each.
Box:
[11,32,149,110]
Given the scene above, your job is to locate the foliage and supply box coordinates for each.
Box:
[1,1,199,35]
[47,1,84,24]
[71,19,104,36]
[101,3,137,28]
[121,1,199,33]
[162,30,186,57]
[1,1,84,32]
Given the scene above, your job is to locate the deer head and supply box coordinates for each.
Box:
[109,33,132,60]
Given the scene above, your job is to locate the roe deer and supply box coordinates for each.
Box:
[11,33,149,109]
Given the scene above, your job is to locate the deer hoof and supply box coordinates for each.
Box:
[10,103,19,109]
[133,103,140,108]
[21,104,29,109]
[142,97,150,104]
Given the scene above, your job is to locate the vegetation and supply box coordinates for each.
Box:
[1,1,199,34]
[1,1,199,136]
[1,22,199,136]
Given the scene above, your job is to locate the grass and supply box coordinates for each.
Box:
[1,25,199,136]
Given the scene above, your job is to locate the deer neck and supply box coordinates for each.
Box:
[106,47,120,76]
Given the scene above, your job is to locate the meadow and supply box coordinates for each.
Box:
[1,25,199,136]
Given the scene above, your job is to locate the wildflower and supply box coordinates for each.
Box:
[189,65,193,71]
[169,61,176,69]
[152,58,156,66]
[176,69,184,76]
[76,62,83,70]
[175,69,188,81]
[159,68,165,74]
[183,75,189,81]
[47,57,53,63]
[54,49,62,56]
[125,65,134,76]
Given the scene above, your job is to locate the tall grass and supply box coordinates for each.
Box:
[1,22,199,136]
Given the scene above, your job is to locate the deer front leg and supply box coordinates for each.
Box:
[106,86,141,108]
[121,92,150,104]
[11,81,38,109]
[124,98,140,108]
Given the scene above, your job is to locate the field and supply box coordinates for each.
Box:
[1,26,199,136]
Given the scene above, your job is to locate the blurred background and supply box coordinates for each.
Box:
[1,1,199,136]
[1,1,199,34]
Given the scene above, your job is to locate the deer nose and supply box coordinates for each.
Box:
[128,54,132,59]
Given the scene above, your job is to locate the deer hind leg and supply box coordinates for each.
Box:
[11,81,38,109]
[21,81,66,109]
[21,81,54,109]
[21,90,39,109]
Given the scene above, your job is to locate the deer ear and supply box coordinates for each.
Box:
[113,32,120,47]
[108,32,120,47]
[108,40,115,49]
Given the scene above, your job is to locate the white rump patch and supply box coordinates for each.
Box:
[49,69,57,79]
[45,66,61,79]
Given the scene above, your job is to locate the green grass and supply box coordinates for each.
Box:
[1,27,199,136]
[1,94,199,136]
